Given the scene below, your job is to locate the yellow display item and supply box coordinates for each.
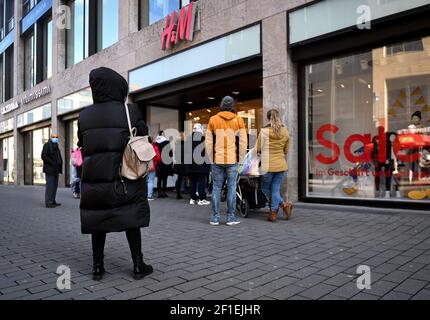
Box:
[408,190,428,200]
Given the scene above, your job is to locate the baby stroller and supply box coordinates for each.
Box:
[235,175,268,218]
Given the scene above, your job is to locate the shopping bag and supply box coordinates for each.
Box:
[71,148,83,167]
[239,149,261,176]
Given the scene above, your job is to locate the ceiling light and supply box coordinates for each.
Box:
[317,89,324,93]
[189,113,192,116]
[368,84,372,89]
[232,91,240,95]
[187,101,193,105]
[207,109,211,113]
[208,97,215,100]
[340,84,345,89]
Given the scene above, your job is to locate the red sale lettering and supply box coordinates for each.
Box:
[316,124,340,165]
[344,134,372,163]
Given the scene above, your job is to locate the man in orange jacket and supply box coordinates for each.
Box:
[205,96,247,226]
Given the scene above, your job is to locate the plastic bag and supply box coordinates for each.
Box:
[71,148,83,167]
[239,149,261,176]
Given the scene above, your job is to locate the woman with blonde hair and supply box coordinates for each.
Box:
[256,109,292,222]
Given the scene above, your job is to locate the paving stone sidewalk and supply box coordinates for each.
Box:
[1,185,430,300]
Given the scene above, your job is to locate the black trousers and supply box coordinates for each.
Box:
[45,175,59,205]
[189,173,206,200]
[92,228,142,262]
[157,176,168,194]
[175,174,184,196]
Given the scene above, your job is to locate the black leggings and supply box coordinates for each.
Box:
[92,228,142,261]
[157,176,168,194]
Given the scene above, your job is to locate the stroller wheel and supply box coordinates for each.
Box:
[237,199,249,218]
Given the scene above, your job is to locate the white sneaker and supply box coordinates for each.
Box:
[226,220,241,226]
[198,200,210,206]
[190,199,196,205]
[210,221,220,226]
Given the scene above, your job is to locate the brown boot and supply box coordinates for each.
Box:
[267,211,277,222]
[280,202,293,220]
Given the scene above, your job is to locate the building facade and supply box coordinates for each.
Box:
[0,0,429,210]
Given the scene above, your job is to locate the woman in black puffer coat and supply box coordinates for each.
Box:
[78,67,153,281]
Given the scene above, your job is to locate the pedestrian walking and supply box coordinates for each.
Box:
[256,109,292,222]
[70,147,83,199]
[205,96,247,226]
[78,67,153,281]
[147,137,161,201]
[41,134,63,208]
[155,131,173,198]
[187,124,210,206]
[174,132,187,200]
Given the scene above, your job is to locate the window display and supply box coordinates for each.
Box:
[306,36,430,202]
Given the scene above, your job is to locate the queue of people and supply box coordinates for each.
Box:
[41,67,293,281]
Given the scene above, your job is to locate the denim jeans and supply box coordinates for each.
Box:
[147,171,156,198]
[212,164,238,222]
[261,172,286,211]
[71,166,81,194]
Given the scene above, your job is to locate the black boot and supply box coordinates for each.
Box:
[132,253,153,280]
[93,256,105,281]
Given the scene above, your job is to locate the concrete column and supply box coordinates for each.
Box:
[262,12,299,202]
[13,0,24,185]
[120,0,140,40]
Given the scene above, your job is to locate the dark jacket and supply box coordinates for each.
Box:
[41,140,63,176]
[155,140,173,178]
[77,67,150,235]
[173,139,187,176]
[186,132,210,175]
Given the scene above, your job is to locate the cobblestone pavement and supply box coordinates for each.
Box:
[1,185,430,300]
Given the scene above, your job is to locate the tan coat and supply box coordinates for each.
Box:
[256,126,290,173]
[206,111,248,165]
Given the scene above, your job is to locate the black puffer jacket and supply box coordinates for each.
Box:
[77,67,149,234]
[41,140,63,176]
[185,132,211,175]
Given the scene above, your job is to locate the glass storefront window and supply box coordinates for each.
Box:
[57,87,93,115]
[66,120,79,185]
[17,103,51,128]
[1,136,14,184]
[44,18,52,79]
[306,35,430,203]
[97,0,119,51]
[67,0,89,67]
[32,127,50,185]
[24,29,36,90]
[139,0,180,28]
[0,117,13,133]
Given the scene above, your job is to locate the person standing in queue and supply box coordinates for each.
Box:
[78,67,153,281]
[41,134,63,208]
[206,96,247,226]
[155,131,173,198]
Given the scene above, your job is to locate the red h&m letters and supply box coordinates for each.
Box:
[161,1,197,50]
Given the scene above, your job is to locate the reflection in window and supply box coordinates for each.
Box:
[44,18,53,79]
[33,127,50,185]
[24,29,36,90]
[306,36,430,203]
[67,0,89,67]
[139,0,179,28]
[17,104,52,128]
[1,136,14,184]
[57,87,93,115]
[97,0,119,51]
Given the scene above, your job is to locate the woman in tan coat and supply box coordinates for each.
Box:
[256,109,292,222]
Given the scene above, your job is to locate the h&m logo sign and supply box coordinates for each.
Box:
[161,1,199,51]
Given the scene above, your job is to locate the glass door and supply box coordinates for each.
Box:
[1,136,14,184]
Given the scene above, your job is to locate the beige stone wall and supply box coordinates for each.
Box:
[0,0,311,198]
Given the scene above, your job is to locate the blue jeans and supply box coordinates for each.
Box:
[71,166,81,194]
[261,172,286,211]
[212,164,238,223]
[147,171,156,198]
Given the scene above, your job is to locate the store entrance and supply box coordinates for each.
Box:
[137,72,263,140]
[23,127,51,185]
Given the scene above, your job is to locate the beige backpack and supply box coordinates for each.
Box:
[121,103,156,180]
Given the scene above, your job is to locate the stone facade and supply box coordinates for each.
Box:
[0,0,312,200]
